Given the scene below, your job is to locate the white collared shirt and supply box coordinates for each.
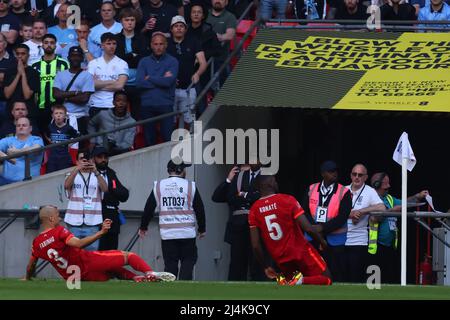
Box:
[345,183,383,246]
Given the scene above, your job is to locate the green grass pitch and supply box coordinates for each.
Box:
[1,279,450,300]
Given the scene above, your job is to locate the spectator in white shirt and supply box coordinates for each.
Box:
[87,32,128,118]
[23,19,47,66]
[344,163,385,283]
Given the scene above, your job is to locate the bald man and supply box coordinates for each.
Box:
[136,32,178,146]
[24,205,176,282]
[0,117,43,186]
[344,164,385,283]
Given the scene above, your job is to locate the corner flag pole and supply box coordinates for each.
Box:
[401,156,407,286]
[393,132,416,287]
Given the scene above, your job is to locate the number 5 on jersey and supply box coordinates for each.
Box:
[265,214,283,240]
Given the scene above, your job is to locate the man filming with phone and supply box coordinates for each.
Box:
[64,149,108,251]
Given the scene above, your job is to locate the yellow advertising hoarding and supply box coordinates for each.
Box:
[255,33,450,112]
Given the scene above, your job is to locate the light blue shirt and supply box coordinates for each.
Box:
[0,135,44,182]
[48,25,77,46]
[418,2,450,29]
[53,70,95,116]
[88,22,123,56]
[56,41,102,69]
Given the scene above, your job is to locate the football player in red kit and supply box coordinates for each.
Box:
[24,205,175,282]
[249,175,332,286]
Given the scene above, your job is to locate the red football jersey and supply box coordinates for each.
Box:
[31,226,84,279]
[249,193,308,263]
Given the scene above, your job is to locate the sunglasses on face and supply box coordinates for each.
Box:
[351,172,366,178]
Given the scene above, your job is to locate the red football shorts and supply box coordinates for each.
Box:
[80,250,126,281]
[278,242,327,280]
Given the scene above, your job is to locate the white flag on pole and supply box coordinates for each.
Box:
[393,132,416,171]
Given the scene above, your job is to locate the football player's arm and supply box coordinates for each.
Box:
[320,190,352,234]
[296,214,327,250]
[250,227,268,269]
[66,219,112,248]
[24,255,38,280]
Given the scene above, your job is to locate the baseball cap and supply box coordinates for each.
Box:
[91,146,109,157]
[320,160,338,173]
[68,46,84,56]
[167,157,191,172]
[171,15,187,27]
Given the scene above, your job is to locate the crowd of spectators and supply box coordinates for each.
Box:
[0,0,241,185]
[0,0,448,186]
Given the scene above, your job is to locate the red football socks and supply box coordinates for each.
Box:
[127,253,152,273]
[111,267,138,280]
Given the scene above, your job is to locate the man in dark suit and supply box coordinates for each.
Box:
[226,161,265,281]
[92,146,130,250]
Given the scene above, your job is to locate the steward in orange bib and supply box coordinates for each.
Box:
[300,160,352,282]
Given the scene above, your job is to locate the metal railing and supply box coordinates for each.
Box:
[264,18,450,31]
[0,16,262,182]
[369,211,450,249]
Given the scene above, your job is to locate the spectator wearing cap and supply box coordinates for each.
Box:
[31,33,69,135]
[300,160,352,282]
[88,2,123,56]
[64,148,108,251]
[167,15,207,129]
[87,91,136,155]
[53,46,95,136]
[47,3,77,48]
[115,7,148,120]
[92,146,130,250]
[87,32,129,119]
[136,32,178,146]
[56,20,102,69]
[139,158,206,280]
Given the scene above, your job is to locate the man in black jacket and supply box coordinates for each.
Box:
[226,162,266,281]
[115,8,148,120]
[92,146,130,250]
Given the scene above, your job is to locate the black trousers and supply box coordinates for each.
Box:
[98,208,121,251]
[322,245,346,283]
[368,243,400,284]
[344,245,369,283]
[161,238,198,280]
[99,232,119,251]
[228,215,266,281]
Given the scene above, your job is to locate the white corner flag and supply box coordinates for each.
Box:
[393,132,416,172]
[392,132,416,286]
